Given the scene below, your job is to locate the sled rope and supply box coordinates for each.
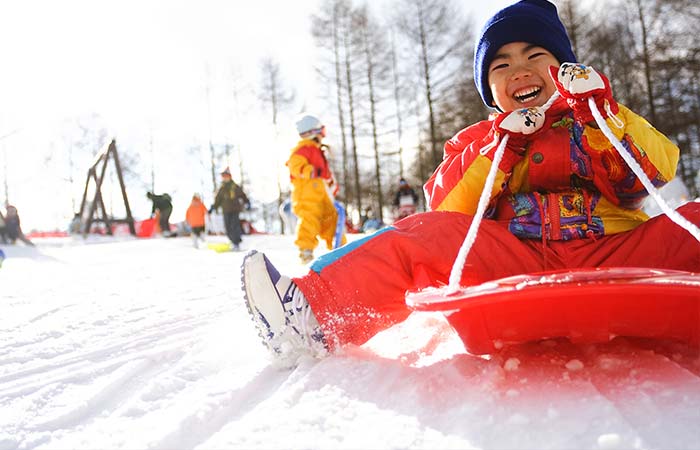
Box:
[587,97,700,243]
[447,92,699,293]
[447,93,561,292]
[447,133,509,292]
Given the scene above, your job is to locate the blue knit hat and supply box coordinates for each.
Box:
[474,0,577,109]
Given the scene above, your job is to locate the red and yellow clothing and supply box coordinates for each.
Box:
[287,139,341,251]
[297,205,699,349]
[425,98,679,240]
[292,100,699,350]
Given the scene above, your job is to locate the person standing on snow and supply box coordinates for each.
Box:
[0,209,8,244]
[286,115,345,264]
[242,0,699,362]
[392,177,419,221]
[209,168,249,251]
[186,193,208,248]
[147,192,173,236]
[3,205,34,246]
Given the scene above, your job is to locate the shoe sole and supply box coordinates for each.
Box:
[240,250,286,356]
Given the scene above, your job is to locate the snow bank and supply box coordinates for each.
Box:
[1,234,698,450]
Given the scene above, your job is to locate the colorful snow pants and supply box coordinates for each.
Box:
[294,203,700,349]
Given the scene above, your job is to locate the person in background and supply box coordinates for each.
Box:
[279,198,298,236]
[4,205,34,246]
[241,0,699,362]
[186,193,208,248]
[392,177,419,221]
[360,207,383,233]
[209,168,250,251]
[0,209,8,244]
[286,114,345,264]
[68,213,82,235]
[147,192,173,237]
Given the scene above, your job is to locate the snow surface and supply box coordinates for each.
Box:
[1,234,699,450]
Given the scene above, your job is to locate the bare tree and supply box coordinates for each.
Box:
[335,7,365,221]
[633,0,658,123]
[389,29,406,178]
[353,6,393,223]
[203,64,218,193]
[555,0,584,58]
[47,114,111,214]
[259,56,296,233]
[393,0,472,171]
[313,0,352,210]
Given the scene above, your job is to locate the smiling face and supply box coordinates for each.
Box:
[487,42,559,112]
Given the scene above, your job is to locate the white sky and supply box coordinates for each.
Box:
[0,0,513,230]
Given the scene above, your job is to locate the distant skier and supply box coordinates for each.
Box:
[209,168,250,251]
[146,192,173,236]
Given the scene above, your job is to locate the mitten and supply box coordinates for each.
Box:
[493,106,547,149]
[207,206,214,214]
[479,106,546,173]
[549,63,619,124]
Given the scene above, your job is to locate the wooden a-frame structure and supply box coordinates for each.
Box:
[77,139,136,238]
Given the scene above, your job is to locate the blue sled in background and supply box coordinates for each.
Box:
[333,201,345,249]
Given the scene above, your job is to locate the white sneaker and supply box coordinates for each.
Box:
[241,250,328,360]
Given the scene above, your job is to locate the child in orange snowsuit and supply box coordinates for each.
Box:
[186,193,208,247]
[243,0,700,360]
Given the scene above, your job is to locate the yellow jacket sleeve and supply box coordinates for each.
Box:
[287,153,314,179]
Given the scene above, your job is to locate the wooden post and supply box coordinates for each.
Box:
[110,140,136,235]
[80,139,136,238]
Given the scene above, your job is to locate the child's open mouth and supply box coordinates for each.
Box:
[513,86,542,103]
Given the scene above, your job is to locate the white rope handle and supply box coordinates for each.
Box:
[447,134,509,292]
[447,93,561,293]
[588,97,700,242]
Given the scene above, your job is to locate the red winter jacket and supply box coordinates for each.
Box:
[424,98,679,241]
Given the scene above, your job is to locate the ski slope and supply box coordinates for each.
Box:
[1,234,699,450]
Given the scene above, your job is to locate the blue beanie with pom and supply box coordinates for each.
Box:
[474,0,577,109]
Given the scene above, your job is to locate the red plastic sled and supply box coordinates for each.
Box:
[406,267,700,355]
[135,218,157,238]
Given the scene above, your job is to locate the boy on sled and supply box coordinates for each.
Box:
[242,0,700,362]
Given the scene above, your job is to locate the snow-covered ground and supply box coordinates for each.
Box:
[1,234,699,450]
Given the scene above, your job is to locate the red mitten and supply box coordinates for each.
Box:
[549,63,619,124]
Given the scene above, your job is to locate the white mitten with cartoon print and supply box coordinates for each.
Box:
[495,106,546,135]
[550,63,619,124]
